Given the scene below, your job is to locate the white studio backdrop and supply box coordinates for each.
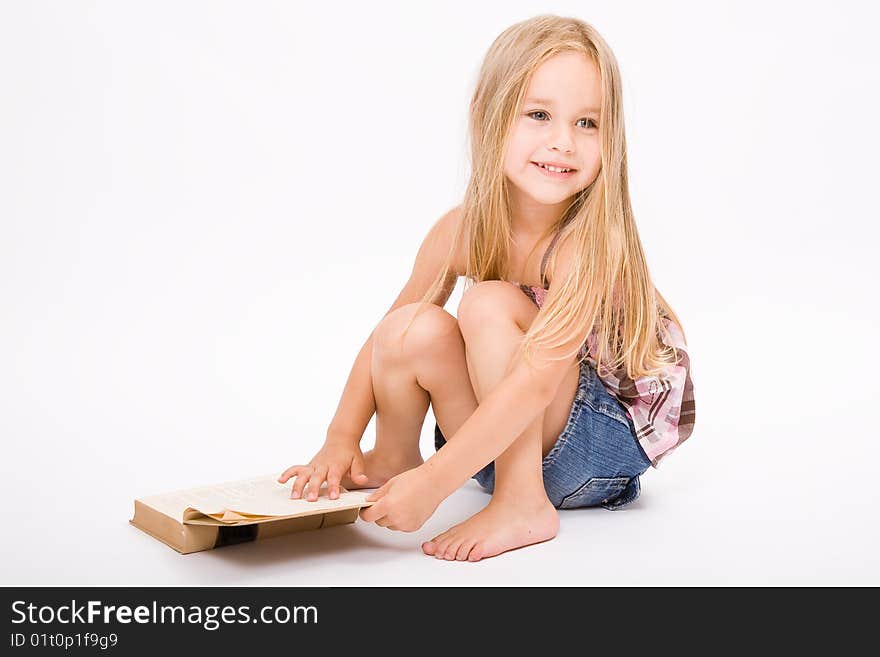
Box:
[1,0,878,584]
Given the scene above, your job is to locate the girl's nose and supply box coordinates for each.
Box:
[547,127,575,153]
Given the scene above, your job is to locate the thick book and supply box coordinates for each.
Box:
[130,472,375,554]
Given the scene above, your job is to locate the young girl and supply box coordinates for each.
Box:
[278,14,695,562]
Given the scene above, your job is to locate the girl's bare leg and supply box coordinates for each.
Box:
[422,283,573,562]
[341,303,478,489]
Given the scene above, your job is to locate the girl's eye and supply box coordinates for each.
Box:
[526,111,597,129]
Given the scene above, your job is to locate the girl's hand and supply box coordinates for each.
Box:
[358,466,444,532]
[278,440,370,501]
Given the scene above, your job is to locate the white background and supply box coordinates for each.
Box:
[2,0,878,585]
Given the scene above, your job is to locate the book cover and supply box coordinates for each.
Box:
[130,472,376,554]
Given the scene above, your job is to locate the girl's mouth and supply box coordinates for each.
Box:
[532,162,577,179]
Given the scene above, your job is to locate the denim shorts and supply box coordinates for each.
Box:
[433,357,652,510]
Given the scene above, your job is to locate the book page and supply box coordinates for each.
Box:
[138,473,376,523]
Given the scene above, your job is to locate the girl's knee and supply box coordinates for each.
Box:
[457,281,528,335]
[374,302,459,361]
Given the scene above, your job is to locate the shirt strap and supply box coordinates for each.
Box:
[539,229,564,288]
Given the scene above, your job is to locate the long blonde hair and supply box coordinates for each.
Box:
[406,14,686,380]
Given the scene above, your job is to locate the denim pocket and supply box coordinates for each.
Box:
[558,476,631,509]
[593,402,630,428]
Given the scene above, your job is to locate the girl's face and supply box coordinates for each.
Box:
[503,51,603,216]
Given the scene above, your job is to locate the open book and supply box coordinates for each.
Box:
[130,472,376,554]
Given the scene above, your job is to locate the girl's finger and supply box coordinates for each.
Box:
[349,455,368,483]
[278,465,305,483]
[306,465,329,501]
[365,481,388,503]
[326,467,342,500]
[359,499,382,523]
[290,467,314,499]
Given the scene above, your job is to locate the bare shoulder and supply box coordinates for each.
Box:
[381,203,467,316]
[430,203,467,276]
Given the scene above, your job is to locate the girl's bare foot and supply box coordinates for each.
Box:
[341,449,424,490]
[421,496,559,562]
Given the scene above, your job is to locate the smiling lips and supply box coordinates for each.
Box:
[532,161,577,178]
